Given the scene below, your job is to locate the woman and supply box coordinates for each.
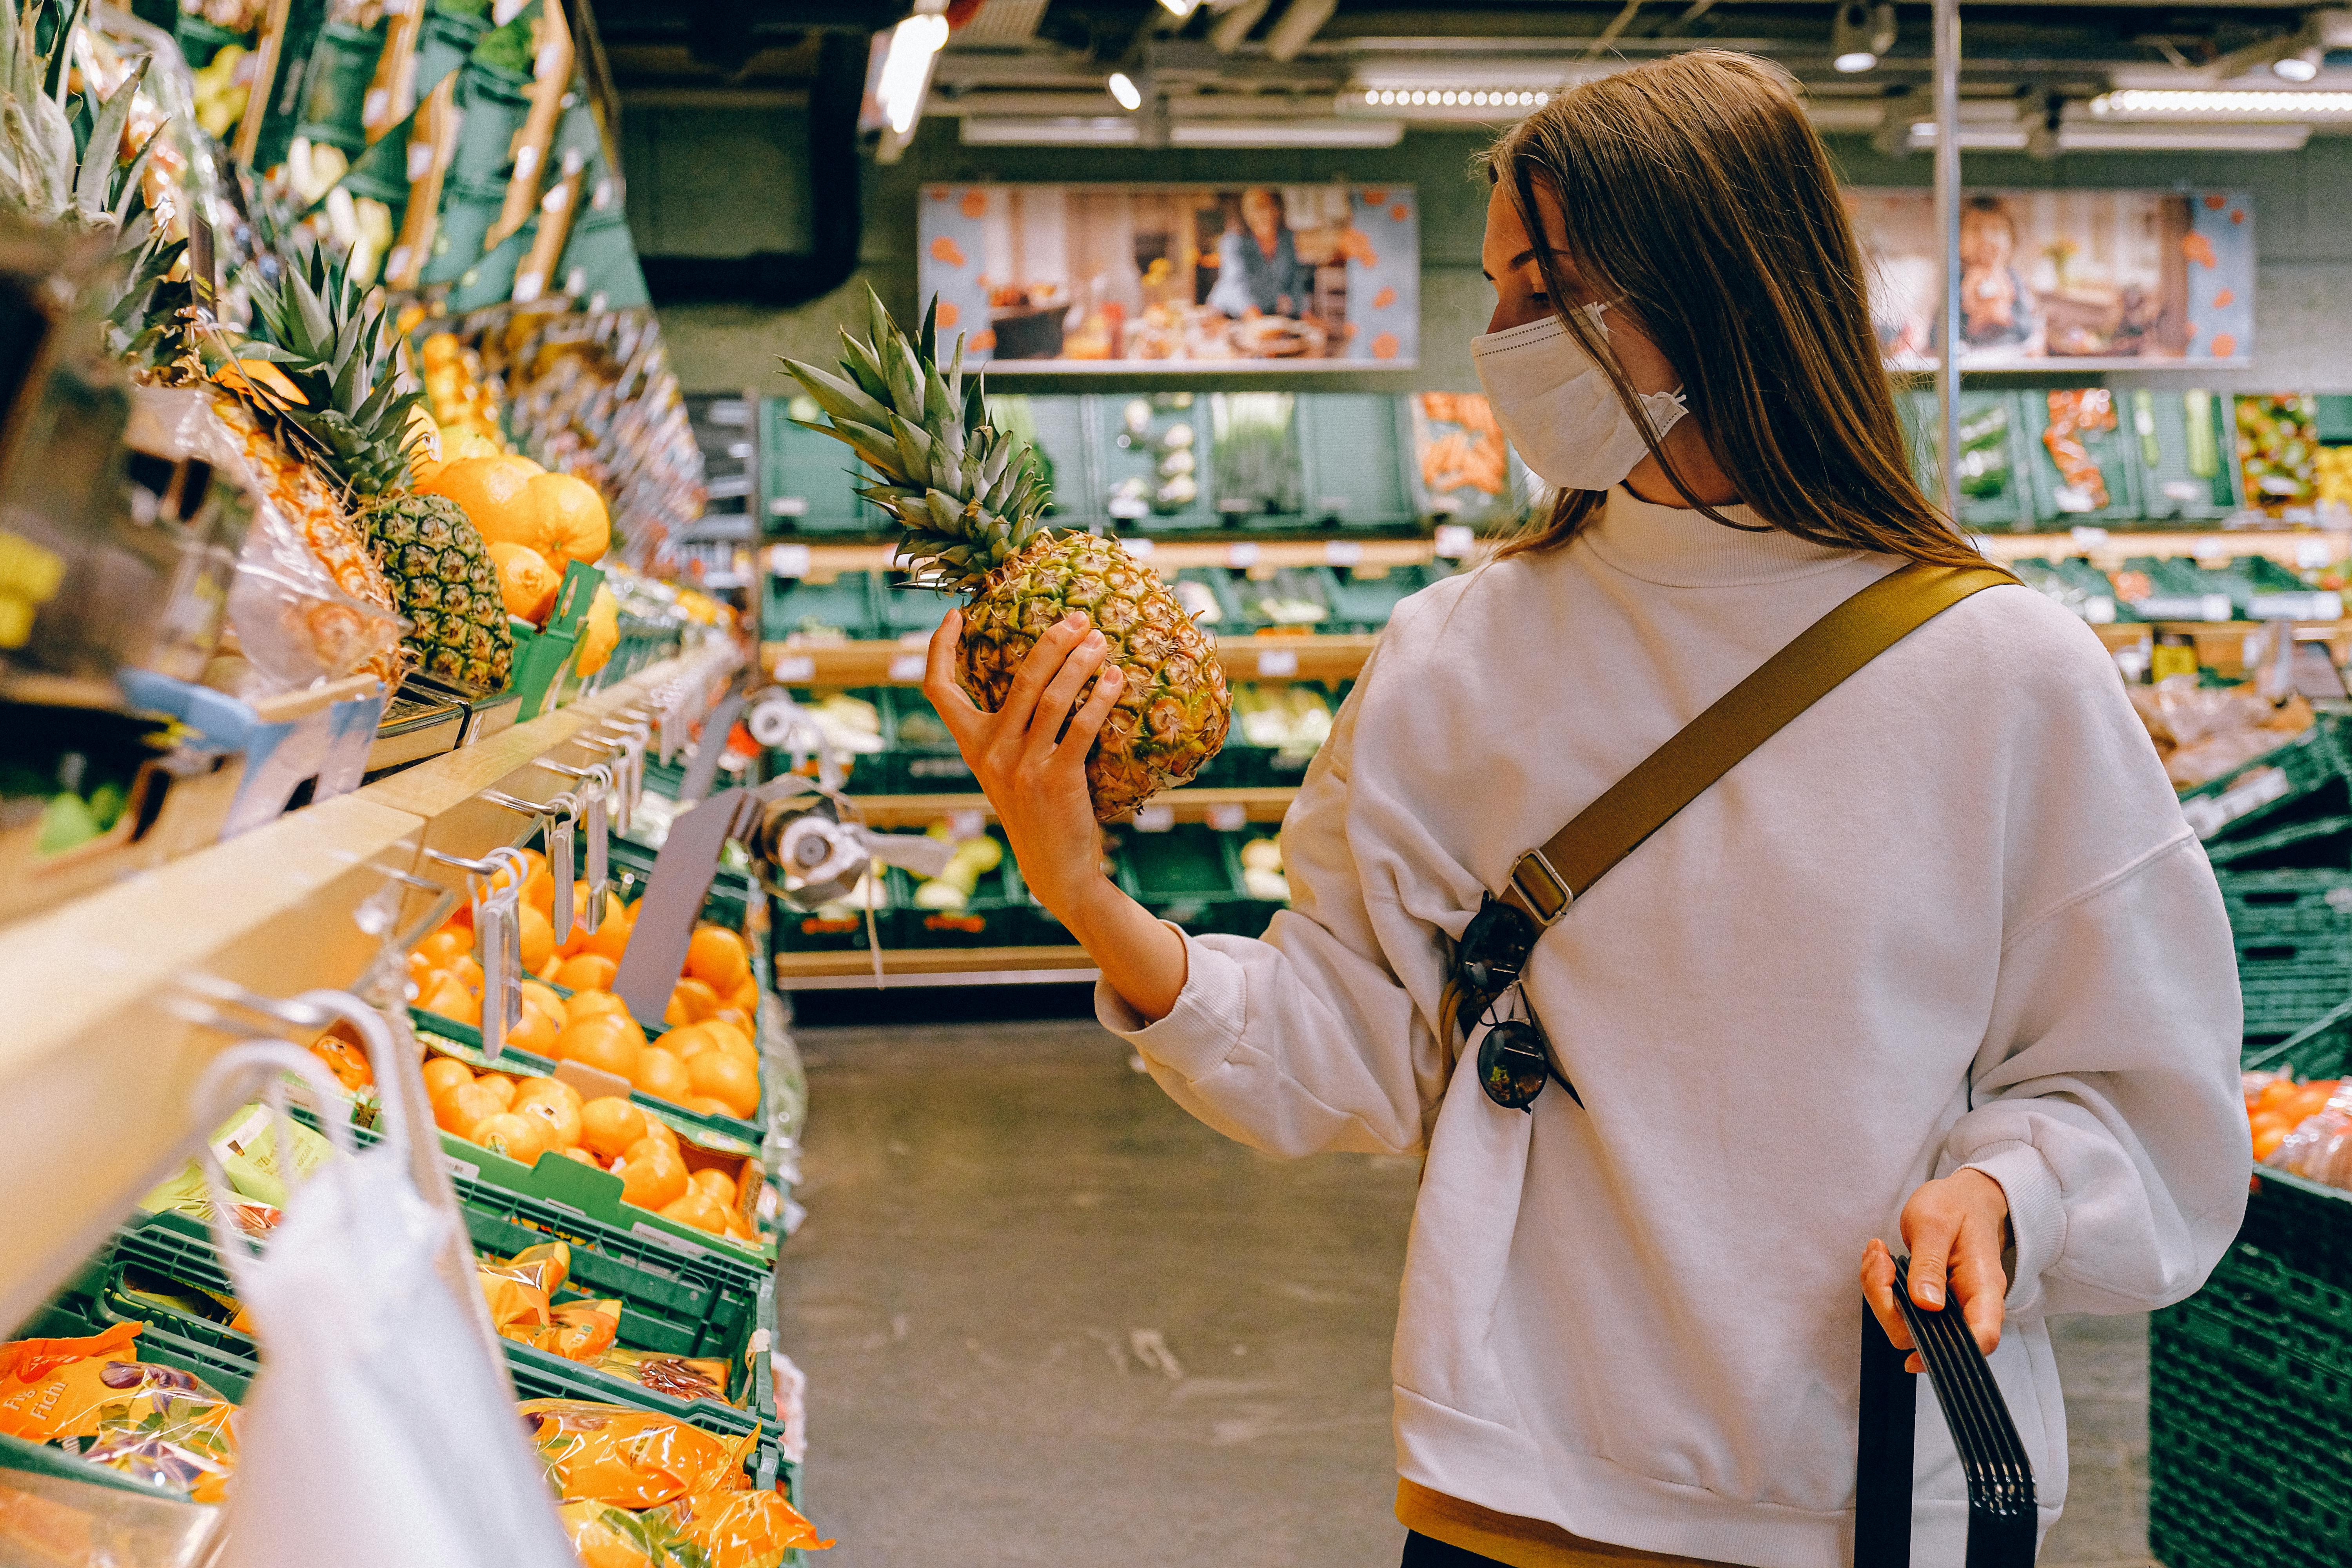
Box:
[922,51,2246,1568]
[1206,186,1314,319]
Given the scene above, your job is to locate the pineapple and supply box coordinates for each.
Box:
[238,243,513,694]
[783,289,1230,821]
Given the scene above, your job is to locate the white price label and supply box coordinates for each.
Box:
[764,544,812,577]
[1207,803,1248,832]
[441,1155,480,1182]
[1256,648,1300,678]
[1109,497,1149,520]
[1122,535,1154,558]
[1227,542,1262,568]
[363,88,389,125]
[512,269,544,304]
[632,1221,716,1261]
[2194,538,2230,564]
[888,653,926,681]
[769,496,810,518]
[1323,540,1365,566]
[2069,525,2110,547]
[407,141,434,180]
[1434,525,1475,559]
[1133,806,1176,832]
[773,654,815,682]
[949,809,987,841]
[2183,766,2288,839]
[2298,539,2335,569]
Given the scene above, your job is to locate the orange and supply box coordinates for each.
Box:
[613,1138,688,1210]
[406,951,436,991]
[526,472,610,568]
[574,583,619,677]
[415,455,543,549]
[710,1006,753,1038]
[699,1019,755,1063]
[522,864,557,917]
[448,955,484,993]
[520,979,565,1020]
[554,1015,642,1079]
[681,1096,733,1117]
[655,1024,712,1061]
[421,976,478,1026]
[630,1047,692,1103]
[686,1052,760,1120]
[685,927,750,993]
[580,1096,648,1160]
[688,1167,739,1207]
[558,1147,600,1167]
[475,1072,519,1111]
[512,1083,584,1149]
[665,979,721,1027]
[726,971,759,1011]
[423,1057,475,1103]
[658,1188,728,1235]
[488,541,560,624]
[563,988,633,1028]
[636,1112,681,1154]
[554,954,618,993]
[415,928,468,967]
[471,1111,551,1167]
[516,904,555,973]
[435,1081,505,1138]
[723,1207,756,1242]
[507,1001,560,1056]
[581,906,633,964]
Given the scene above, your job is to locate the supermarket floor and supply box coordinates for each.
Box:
[779,1016,2158,1568]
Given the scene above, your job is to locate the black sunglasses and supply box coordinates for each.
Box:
[1452,893,1581,1112]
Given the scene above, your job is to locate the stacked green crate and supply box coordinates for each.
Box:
[872,574,950,645]
[1209,392,1303,526]
[1295,393,1415,528]
[412,0,488,101]
[2125,389,2241,522]
[2020,388,2144,524]
[1901,389,2035,530]
[1127,824,1269,937]
[1324,561,1447,632]
[991,394,1094,528]
[762,398,875,534]
[893,829,1023,947]
[294,17,383,153]
[1097,392,1216,531]
[2118,555,2238,623]
[883,687,975,795]
[761,573,877,642]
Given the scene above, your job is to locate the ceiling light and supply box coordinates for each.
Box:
[876,8,950,136]
[2090,87,2352,118]
[1158,0,1202,15]
[1831,0,1880,73]
[2272,48,2323,82]
[1342,82,1563,116]
[1108,71,1142,111]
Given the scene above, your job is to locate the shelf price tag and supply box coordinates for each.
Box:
[583,782,609,933]
[1227,542,1262,568]
[1323,540,1364,567]
[948,808,987,841]
[547,808,575,942]
[2069,525,2110,548]
[1123,536,1155,558]
[1207,803,1248,832]
[476,883,522,1061]
[773,654,816,683]
[1133,805,1176,832]
[1256,648,1300,678]
[888,653,926,682]
[1434,525,1475,559]
[764,544,813,578]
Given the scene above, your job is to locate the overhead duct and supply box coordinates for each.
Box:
[637,29,866,309]
[1263,0,1336,63]
[1208,0,1271,53]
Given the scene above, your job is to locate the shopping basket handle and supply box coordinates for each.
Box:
[1854,1255,2037,1568]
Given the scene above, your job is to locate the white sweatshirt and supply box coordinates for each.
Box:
[1098,488,2249,1568]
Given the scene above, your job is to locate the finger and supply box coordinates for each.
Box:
[1901,1203,1960,1313]
[1950,1223,2008,1358]
[1054,663,1125,767]
[1022,632,1108,768]
[1859,1239,1915,1352]
[995,613,1093,736]
[923,611,985,740]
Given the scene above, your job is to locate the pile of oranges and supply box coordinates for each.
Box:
[416,451,620,676]
[422,1059,757,1243]
[407,848,764,1122]
[2246,1074,2342,1162]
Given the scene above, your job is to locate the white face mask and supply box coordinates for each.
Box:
[1470,302,1690,494]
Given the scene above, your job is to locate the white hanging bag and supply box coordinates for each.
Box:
[199,993,575,1568]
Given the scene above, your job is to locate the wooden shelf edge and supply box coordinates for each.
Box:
[763,635,1376,686]
[849,786,1296,828]
[771,945,1099,989]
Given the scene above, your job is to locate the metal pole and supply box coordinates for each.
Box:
[1934,0,1962,528]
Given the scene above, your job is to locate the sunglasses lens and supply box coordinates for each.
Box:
[1460,895,1537,974]
[1478,1020,1551,1110]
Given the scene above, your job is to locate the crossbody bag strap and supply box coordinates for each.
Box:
[1498,560,2016,928]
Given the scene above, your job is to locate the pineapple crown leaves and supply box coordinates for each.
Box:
[236,238,425,498]
[779,285,1054,594]
[0,0,160,233]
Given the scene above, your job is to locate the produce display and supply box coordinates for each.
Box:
[2237,394,2320,516]
[2247,1071,2350,1172]
[783,290,1234,822]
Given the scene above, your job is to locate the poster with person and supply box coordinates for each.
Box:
[1849,187,2255,368]
[917,183,1420,369]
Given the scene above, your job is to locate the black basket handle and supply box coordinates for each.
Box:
[1855,1255,2037,1568]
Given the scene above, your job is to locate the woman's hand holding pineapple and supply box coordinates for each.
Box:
[924,608,1189,1021]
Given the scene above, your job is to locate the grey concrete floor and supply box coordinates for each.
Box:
[778,1018,2158,1568]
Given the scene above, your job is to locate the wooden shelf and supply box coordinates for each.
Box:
[764,535,1444,580]
[850,785,1295,829]
[1975,528,2349,572]
[763,633,1376,687]
[770,945,1099,990]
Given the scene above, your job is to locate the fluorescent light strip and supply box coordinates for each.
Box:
[2090,87,2352,117]
[1360,88,1553,109]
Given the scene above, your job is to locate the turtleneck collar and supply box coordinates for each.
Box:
[1579,486,1867,588]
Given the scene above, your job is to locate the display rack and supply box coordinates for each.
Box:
[764,633,1378,687]
[851,785,1296,829]
[0,649,733,1336]
[771,946,1100,991]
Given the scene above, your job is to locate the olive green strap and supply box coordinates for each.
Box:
[1499,561,2016,927]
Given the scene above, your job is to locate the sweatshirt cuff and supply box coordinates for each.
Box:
[1093,925,1248,1081]
[1960,1140,2067,1313]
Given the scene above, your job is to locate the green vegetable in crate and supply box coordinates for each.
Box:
[781,288,1232,821]
[240,243,515,694]
[912,831,1003,910]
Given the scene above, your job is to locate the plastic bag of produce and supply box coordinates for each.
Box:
[667,1488,834,1563]
[520,1399,755,1508]
[0,1323,147,1441]
[592,1348,734,1406]
[478,1240,570,1334]
[79,1367,240,1503]
[202,1014,576,1568]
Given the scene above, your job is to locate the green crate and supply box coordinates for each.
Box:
[1296,393,1414,527]
[1902,389,2035,530]
[762,572,878,642]
[298,20,383,144]
[2222,870,2352,938]
[448,219,533,314]
[1323,562,1442,633]
[872,574,951,644]
[448,63,532,189]
[172,15,248,69]
[888,832,1022,948]
[2180,722,2350,846]
[769,889,896,955]
[757,686,889,795]
[419,176,504,286]
[2127,388,2241,522]
[106,1209,776,1439]
[760,403,879,535]
[880,687,975,796]
[413,5,486,102]
[1097,392,1217,531]
[2020,388,2145,524]
[992,394,1095,530]
[1126,824,1261,936]
[559,206,649,311]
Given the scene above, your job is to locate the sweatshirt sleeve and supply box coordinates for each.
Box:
[1095,658,1456,1158]
[1945,831,2250,1319]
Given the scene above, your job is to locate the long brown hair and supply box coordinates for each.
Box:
[1477,51,1981,569]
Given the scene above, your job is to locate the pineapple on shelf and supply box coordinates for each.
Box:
[782,289,1231,822]
[236,244,514,694]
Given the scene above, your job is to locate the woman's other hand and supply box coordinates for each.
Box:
[1860,1168,2011,1373]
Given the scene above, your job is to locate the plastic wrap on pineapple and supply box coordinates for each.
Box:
[757,983,806,1195]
